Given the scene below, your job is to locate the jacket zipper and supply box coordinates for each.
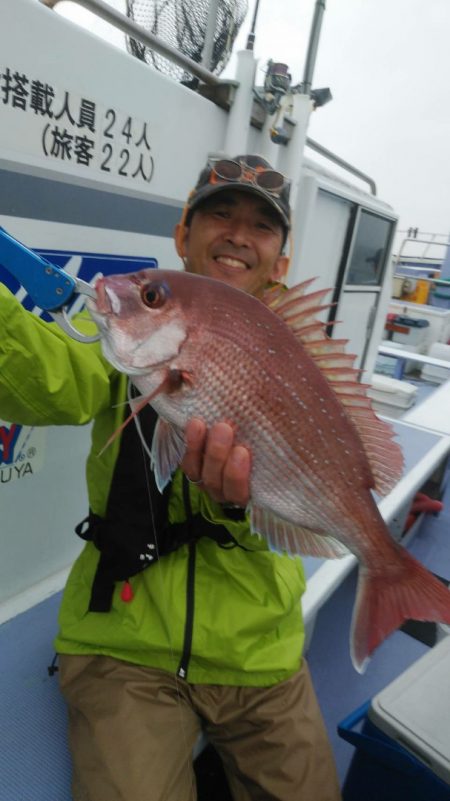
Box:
[177,476,196,679]
[176,540,196,679]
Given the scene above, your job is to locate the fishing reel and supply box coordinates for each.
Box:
[254,60,292,116]
[252,61,293,145]
[264,61,292,101]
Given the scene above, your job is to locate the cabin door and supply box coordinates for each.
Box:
[333,209,396,372]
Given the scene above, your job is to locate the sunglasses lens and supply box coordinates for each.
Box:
[213,160,242,181]
[209,159,285,198]
[256,171,284,192]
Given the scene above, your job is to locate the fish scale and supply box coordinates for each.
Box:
[189,335,350,528]
[88,268,450,671]
[193,320,365,480]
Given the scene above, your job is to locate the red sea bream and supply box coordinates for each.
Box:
[88,269,450,671]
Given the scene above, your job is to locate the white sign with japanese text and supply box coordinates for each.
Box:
[0,65,154,185]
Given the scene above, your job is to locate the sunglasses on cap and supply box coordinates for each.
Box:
[208,158,287,197]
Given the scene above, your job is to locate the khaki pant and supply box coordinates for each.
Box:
[59,655,341,801]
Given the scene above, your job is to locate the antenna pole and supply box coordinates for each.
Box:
[246,0,262,51]
[302,0,326,94]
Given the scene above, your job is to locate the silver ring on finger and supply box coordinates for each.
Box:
[187,476,203,485]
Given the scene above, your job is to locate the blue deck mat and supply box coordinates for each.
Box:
[308,462,450,784]
[1,468,449,797]
[0,592,72,801]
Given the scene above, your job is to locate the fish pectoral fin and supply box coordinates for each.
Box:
[250,505,350,559]
[151,417,186,492]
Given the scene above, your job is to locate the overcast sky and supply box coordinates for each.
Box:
[57,0,450,239]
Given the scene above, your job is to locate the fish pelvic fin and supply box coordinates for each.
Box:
[98,386,163,456]
[250,504,350,559]
[351,547,450,673]
[151,417,186,492]
[263,280,404,495]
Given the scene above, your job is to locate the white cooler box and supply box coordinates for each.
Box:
[368,636,450,787]
[368,375,417,414]
[422,342,450,383]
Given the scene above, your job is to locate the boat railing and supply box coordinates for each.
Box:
[394,234,450,268]
[304,137,377,195]
[40,0,381,199]
[392,272,450,290]
[378,345,450,373]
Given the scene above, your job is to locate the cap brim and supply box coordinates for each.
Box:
[187,182,290,231]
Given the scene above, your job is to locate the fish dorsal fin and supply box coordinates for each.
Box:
[264,281,404,495]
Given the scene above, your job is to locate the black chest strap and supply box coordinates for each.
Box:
[75,397,246,612]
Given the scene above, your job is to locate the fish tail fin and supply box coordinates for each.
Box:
[351,548,450,673]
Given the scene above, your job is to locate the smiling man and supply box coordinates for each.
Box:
[0,153,341,801]
[175,155,290,298]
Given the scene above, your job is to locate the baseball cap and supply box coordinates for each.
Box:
[186,154,291,239]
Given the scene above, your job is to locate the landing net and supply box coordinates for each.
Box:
[126,0,248,82]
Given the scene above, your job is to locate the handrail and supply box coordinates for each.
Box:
[397,229,450,241]
[394,266,441,276]
[396,258,443,266]
[394,265,442,275]
[40,0,379,198]
[394,236,449,266]
[393,273,450,288]
[305,137,377,195]
[301,0,326,95]
[40,0,222,87]
[378,345,450,372]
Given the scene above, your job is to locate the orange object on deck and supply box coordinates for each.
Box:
[401,279,430,304]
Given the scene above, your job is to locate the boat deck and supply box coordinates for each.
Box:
[0,592,71,801]
[1,489,448,799]
[307,482,450,785]
[1,385,450,799]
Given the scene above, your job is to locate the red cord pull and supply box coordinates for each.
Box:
[120,580,134,603]
[411,492,444,515]
[404,492,444,532]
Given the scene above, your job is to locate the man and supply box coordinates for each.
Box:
[0,154,341,801]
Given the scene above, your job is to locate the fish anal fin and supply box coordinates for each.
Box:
[151,418,186,492]
[348,412,404,495]
[250,505,349,559]
[351,548,450,673]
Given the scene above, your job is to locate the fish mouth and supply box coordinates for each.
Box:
[91,279,120,315]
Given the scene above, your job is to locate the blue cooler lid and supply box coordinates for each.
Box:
[368,636,450,785]
[394,316,430,328]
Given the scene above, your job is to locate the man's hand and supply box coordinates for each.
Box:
[181,419,251,507]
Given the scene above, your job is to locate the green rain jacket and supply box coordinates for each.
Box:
[0,283,306,686]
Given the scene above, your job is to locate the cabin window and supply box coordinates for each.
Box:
[346,211,393,286]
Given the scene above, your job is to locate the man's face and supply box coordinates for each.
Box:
[175,190,289,298]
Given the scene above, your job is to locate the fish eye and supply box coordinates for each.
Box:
[141,282,168,309]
